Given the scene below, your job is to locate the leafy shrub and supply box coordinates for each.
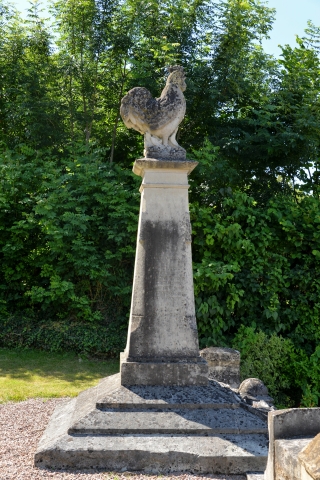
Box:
[0,315,126,356]
[191,187,320,356]
[0,144,139,331]
[232,326,320,408]
[232,326,296,407]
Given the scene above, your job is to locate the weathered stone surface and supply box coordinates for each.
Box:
[120,361,208,386]
[247,474,265,480]
[299,433,320,480]
[69,407,267,435]
[133,158,197,176]
[239,379,269,398]
[34,373,269,473]
[96,374,240,409]
[68,378,267,436]
[120,66,187,160]
[264,408,320,480]
[239,379,274,412]
[35,399,268,473]
[120,158,208,385]
[274,438,311,480]
[200,347,240,388]
[144,144,186,161]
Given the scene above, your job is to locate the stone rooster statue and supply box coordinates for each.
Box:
[120,66,186,160]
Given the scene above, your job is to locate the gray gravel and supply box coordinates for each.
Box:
[0,398,246,480]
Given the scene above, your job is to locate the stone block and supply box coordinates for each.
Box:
[200,347,240,388]
[239,379,274,418]
[299,433,320,480]
[120,360,208,386]
[264,408,320,480]
[274,438,311,480]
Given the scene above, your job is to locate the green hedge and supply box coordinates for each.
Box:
[0,315,126,357]
[192,189,320,354]
[0,144,139,325]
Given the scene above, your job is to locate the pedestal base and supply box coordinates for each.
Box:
[35,373,268,474]
[120,359,208,386]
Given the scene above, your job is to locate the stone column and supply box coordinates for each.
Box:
[120,158,208,386]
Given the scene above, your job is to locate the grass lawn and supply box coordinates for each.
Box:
[0,348,119,403]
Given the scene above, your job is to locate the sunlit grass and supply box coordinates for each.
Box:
[0,348,119,403]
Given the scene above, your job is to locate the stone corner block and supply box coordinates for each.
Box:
[298,432,320,480]
[264,408,320,480]
[200,346,240,388]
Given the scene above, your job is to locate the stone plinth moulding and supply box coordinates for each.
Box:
[120,158,208,386]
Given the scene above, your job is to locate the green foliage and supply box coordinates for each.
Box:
[192,183,320,351]
[0,315,126,356]
[232,326,320,408]
[0,143,139,352]
[232,326,296,407]
[293,345,320,408]
[189,149,320,407]
[0,0,320,407]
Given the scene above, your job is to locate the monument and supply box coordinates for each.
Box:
[35,66,268,475]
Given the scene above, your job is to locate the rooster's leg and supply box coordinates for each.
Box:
[169,129,179,147]
[145,131,153,146]
[162,135,169,146]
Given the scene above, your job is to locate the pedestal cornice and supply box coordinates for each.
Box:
[133,158,198,177]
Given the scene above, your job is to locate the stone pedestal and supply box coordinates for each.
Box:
[34,158,269,475]
[120,159,207,386]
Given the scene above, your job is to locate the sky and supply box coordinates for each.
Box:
[262,0,320,57]
[10,0,320,58]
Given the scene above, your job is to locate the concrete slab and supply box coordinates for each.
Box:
[35,374,268,474]
[35,399,268,473]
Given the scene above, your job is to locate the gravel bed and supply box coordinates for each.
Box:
[0,398,246,480]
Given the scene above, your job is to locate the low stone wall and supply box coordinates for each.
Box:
[264,408,320,480]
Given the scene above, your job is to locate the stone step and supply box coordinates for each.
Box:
[69,407,268,435]
[96,374,241,410]
[35,399,268,474]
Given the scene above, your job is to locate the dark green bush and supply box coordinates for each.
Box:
[232,326,320,408]
[232,326,296,407]
[191,186,320,355]
[0,144,139,356]
[0,315,126,356]
[0,144,139,326]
